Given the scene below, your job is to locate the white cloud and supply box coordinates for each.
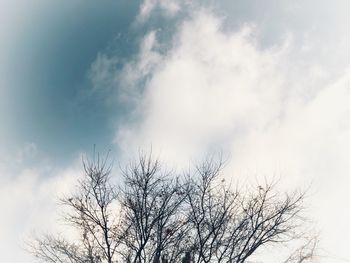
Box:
[137,0,189,22]
[3,0,349,261]
[0,152,82,262]
[121,31,162,99]
[107,10,350,261]
[116,12,292,165]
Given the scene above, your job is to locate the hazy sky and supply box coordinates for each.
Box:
[2,0,350,262]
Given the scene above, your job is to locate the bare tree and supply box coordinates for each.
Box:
[30,153,121,263]
[182,158,311,263]
[118,153,188,263]
[283,237,318,263]
[29,152,316,263]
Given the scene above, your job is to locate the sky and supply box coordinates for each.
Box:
[1,0,350,262]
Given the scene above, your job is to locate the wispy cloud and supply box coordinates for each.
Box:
[137,0,188,22]
[3,0,350,262]
[90,8,350,261]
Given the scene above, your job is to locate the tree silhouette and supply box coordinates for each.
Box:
[29,152,316,263]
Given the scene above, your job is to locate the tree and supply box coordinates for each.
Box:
[29,152,317,263]
[117,154,188,263]
[30,153,120,263]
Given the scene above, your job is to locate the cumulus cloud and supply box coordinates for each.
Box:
[114,12,306,166]
[89,9,350,261]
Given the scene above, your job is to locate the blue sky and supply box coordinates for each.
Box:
[2,0,350,262]
[1,1,142,162]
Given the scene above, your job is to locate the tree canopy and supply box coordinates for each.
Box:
[29,152,316,263]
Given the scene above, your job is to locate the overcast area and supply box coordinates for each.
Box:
[1,0,350,262]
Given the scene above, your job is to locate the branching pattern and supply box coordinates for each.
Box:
[29,153,316,263]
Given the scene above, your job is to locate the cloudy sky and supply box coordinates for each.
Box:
[2,0,350,262]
